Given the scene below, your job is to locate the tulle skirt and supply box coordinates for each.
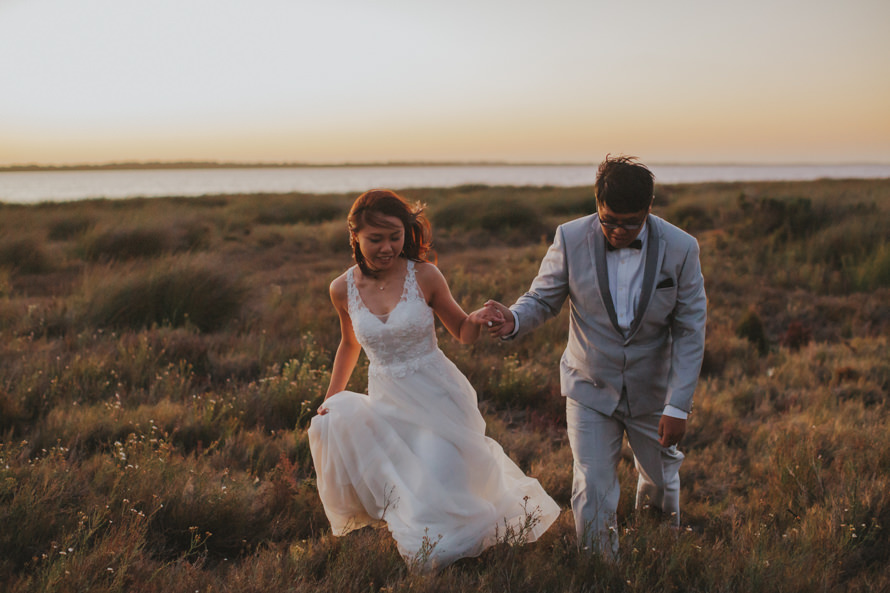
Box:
[308,350,560,569]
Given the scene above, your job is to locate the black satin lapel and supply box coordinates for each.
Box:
[590,222,620,332]
[628,217,662,338]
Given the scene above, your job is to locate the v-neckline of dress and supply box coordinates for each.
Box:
[354,261,411,323]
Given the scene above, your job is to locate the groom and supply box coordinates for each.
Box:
[483,155,707,558]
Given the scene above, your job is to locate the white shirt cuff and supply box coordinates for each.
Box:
[663,405,688,419]
[501,309,521,340]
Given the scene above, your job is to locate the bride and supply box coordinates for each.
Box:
[308,189,559,570]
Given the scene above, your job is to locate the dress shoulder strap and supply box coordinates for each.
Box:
[403,260,424,302]
[345,266,360,311]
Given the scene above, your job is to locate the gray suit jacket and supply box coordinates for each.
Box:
[510,213,707,417]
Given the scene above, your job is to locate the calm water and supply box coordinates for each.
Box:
[1,164,889,204]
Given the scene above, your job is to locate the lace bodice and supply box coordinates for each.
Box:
[347,260,440,379]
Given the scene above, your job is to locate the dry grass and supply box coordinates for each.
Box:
[1,179,889,592]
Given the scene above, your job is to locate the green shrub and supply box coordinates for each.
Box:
[77,219,213,262]
[236,354,329,432]
[0,387,28,433]
[853,243,890,290]
[535,187,596,217]
[732,195,823,242]
[736,308,769,355]
[804,217,883,268]
[0,445,85,573]
[0,237,52,274]
[177,218,214,251]
[432,195,548,242]
[83,257,248,332]
[47,214,95,240]
[252,194,352,225]
[667,203,715,232]
[81,227,171,261]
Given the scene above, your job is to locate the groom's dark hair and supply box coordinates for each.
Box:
[594,155,655,213]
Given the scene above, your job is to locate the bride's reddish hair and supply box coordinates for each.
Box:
[347,189,432,277]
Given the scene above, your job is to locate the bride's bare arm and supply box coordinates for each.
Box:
[322,276,362,408]
[416,263,503,345]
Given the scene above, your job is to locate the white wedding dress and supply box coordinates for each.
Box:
[308,261,560,569]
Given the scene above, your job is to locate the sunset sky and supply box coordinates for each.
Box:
[1,0,888,167]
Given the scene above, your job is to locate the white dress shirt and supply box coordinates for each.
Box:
[606,222,647,336]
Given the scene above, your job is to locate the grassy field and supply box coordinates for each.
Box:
[1,178,889,592]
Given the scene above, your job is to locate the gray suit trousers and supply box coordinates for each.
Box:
[566,396,684,558]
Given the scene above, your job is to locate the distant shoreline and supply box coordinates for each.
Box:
[3,160,888,173]
[3,163,889,204]
[2,161,581,172]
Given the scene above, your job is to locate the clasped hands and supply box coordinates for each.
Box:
[468,300,514,338]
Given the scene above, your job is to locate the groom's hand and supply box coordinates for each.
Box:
[467,306,504,327]
[483,300,514,338]
[658,415,686,448]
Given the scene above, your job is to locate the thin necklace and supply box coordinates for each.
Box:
[368,271,390,291]
[370,270,387,291]
[370,261,401,291]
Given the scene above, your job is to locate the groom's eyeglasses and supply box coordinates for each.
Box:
[600,219,645,231]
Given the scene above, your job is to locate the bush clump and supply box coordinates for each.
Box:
[47,214,95,240]
[667,203,715,232]
[81,227,172,261]
[83,257,248,332]
[853,243,890,290]
[432,195,548,241]
[0,237,53,274]
[78,220,213,262]
[735,307,769,355]
[733,195,824,242]
[252,194,352,225]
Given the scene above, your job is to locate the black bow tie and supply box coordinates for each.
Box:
[606,239,642,252]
